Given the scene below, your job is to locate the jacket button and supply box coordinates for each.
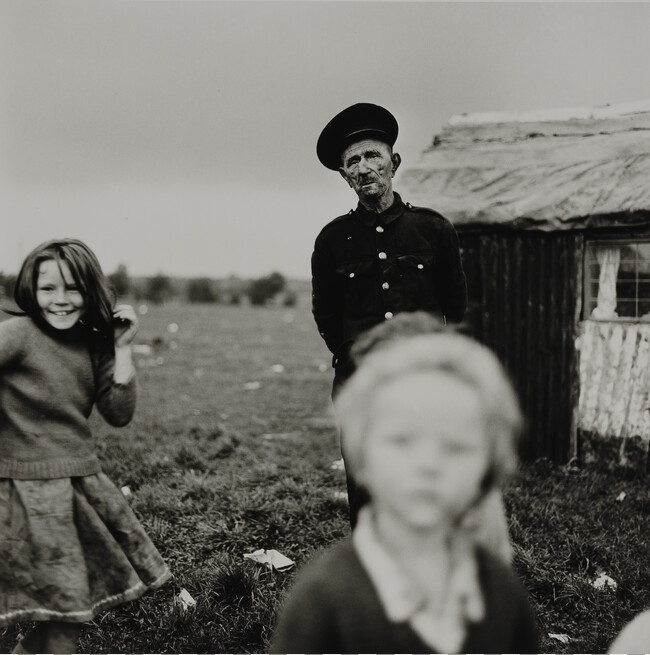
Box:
[349,272,355,278]
[384,311,393,319]
[376,225,384,233]
[417,263,424,269]
[378,252,387,260]
[382,282,389,290]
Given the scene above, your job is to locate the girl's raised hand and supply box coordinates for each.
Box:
[113,304,139,347]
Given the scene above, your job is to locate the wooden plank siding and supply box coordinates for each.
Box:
[577,321,650,470]
[458,229,583,462]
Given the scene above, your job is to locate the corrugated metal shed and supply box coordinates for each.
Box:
[399,100,650,468]
[459,231,582,462]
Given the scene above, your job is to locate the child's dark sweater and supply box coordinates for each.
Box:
[271,537,540,654]
[0,316,136,479]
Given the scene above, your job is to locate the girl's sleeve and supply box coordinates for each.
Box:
[93,349,137,426]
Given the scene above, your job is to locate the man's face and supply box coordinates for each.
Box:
[339,139,400,205]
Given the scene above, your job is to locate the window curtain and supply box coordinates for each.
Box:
[591,247,620,319]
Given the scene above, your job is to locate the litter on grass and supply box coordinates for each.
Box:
[244,381,262,390]
[270,364,285,373]
[262,433,293,440]
[330,458,345,471]
[120,486,132,498]
[175,588,197,611]
[549,633,571,644]
[592,572,618,591]
[331,490,348,504]
[243,549,295,572]
[616,491,627,502]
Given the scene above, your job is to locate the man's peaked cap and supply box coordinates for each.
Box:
[317,103,398,170]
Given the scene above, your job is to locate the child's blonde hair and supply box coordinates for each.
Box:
[334,332,523,490]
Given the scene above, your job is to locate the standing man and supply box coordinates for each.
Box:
[312,102,468,525]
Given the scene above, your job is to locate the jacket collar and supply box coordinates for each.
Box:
[353,191,406,227]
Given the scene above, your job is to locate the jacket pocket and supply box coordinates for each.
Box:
[335,259,376,316]
[396,253,436,310]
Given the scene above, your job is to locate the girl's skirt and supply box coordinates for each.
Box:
[0,473,171,627]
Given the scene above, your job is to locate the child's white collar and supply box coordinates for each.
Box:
[352,506,485,653]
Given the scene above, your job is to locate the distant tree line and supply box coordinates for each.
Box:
[108,266,297,306]
[0,266,299,307]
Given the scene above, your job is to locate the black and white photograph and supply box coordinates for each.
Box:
[1,1,649,653]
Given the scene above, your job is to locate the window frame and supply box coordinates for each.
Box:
[583,236,650,322]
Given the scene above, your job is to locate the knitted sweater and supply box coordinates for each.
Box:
[0,316,136,479]
[270,538,540,654]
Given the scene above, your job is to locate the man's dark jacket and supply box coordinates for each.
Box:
[311,192,467,378]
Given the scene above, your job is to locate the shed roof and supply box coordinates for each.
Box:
[398,99,650,231]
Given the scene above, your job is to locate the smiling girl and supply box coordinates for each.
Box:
[0,239,170,654]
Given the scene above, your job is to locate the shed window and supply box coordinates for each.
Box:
[584,240,650,320]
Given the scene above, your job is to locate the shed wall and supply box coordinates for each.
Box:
[458,230,583,462]
[577,320,650,471]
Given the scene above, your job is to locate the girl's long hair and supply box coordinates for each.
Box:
[13,239,115,354]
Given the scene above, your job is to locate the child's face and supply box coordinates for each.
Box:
[359,370,489,532]
[36,259,86,330]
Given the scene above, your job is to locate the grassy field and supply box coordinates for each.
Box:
[1,301,649,653]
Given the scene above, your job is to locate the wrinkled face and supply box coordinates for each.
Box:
[359,371,489,532]
[339,139,398,205]
[36,259,85,330]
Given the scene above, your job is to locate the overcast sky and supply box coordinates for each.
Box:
[2,1,650,279]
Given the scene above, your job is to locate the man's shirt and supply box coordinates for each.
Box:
[311,192,467,366]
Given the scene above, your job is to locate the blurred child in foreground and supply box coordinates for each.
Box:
[271,325,539,653]
[348,312,514,563]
